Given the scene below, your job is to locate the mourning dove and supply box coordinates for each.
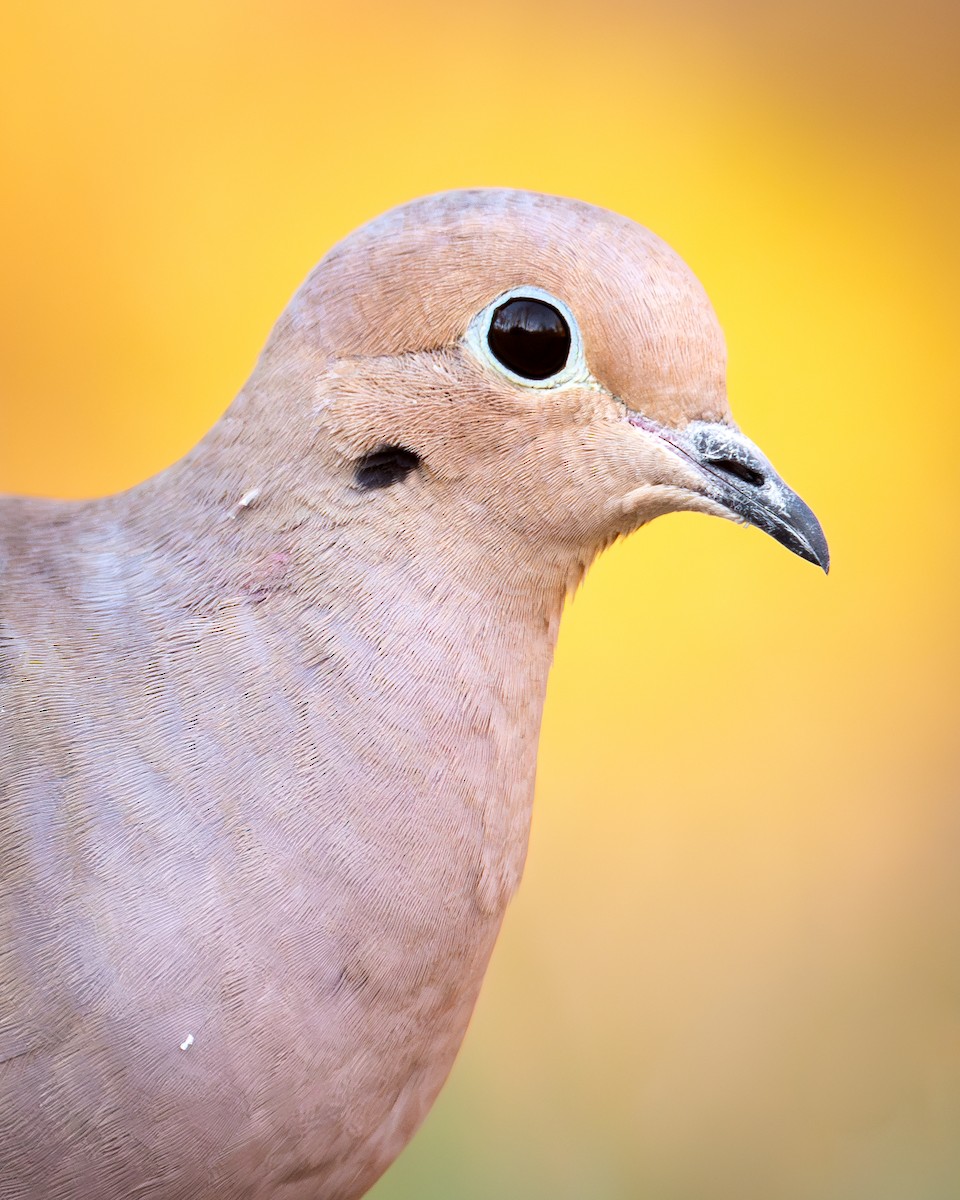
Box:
[0,189,827,1199]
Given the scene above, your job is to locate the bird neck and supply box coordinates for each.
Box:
[106,454,581,915]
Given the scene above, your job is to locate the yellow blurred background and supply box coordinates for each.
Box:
[2,1,958,1196]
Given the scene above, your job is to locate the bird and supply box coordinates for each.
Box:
[0,188,828,1199]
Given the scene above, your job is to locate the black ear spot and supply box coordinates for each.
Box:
[354,445,421,490]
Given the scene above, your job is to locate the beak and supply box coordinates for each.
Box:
[628,416,830,572]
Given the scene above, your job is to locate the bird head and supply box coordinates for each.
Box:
[246,189,827,574]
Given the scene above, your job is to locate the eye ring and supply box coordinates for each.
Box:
[464,286,591,390]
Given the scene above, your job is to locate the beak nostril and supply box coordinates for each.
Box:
[706,457,766,489]
[686,421,828,568]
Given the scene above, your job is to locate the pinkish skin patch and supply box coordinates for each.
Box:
[626,411,700,468]
[240,550,292,604]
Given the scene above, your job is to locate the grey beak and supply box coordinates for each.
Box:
[686,422,830,572]
[629,416,830,572]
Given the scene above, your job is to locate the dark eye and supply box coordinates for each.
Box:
[487,297,571,380]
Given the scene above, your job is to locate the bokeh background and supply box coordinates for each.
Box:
[2,2,958,1196]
